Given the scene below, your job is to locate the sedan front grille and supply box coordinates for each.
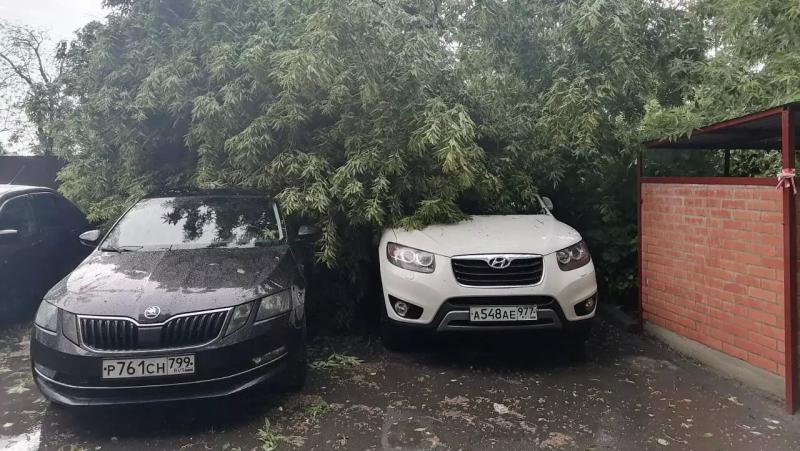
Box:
[451,256,544,287]
[160,311,228,348]
[79,310,229,351]
[80,318,138,351]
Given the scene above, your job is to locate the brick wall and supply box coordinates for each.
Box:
[641,183,785,376]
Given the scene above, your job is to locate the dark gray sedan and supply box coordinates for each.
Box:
[31,190,316,406]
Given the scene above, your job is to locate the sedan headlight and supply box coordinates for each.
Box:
[256,291,292,322]
[387,242,435,273]
[35,301,59,332]
[556,240,591,271]
[62,311,80,344]
[224,303,254,336]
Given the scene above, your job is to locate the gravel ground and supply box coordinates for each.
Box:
[1,318,799,450]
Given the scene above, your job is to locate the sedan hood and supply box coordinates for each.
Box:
[389,215,582,257]
[45,246,294,322]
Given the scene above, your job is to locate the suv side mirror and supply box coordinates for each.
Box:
[541,196,554,211]
[0,229,19,244]
[296,224,320,240]
[79,229,102,247]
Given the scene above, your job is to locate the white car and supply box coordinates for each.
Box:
[378,196,598,349]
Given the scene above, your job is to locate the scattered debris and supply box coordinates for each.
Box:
[256,419,280,451]
[305,399,329,421]
[441,395,469,407]
[493,403,509,415]
[310,353,363,370]
[541,432,575,449]
[726,396,744,406]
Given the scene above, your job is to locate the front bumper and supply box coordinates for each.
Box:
[379,250,598,330]
[30,312,302,406]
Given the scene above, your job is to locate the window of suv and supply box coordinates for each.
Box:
[0,196,36,238]
[28,193,87,230]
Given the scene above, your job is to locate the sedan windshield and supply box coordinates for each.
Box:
[102,196,283,249]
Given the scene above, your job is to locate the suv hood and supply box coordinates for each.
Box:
[388,215,582,257]
[45,246,294,323]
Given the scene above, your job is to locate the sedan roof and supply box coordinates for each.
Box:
[144,188,266,198]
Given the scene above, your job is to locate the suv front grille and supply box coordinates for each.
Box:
[451,256,544,287]
[445,296,555,307]
[79,310,229,351]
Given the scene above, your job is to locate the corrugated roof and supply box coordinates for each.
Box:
[644,102,799,150]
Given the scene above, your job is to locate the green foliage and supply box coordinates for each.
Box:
[643,0,800,138]
[52,0,798,317]
[255,418,280,451]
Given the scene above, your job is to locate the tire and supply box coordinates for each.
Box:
[278,345,308,392]
[380,302,417,352]
[565,321,592,357]
[273,302,308,392]
[569,324,592,344]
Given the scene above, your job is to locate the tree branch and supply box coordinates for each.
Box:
[0,52,34,87]
[432,0,445,34]
[30,30,51,84]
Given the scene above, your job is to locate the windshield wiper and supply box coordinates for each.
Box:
[100,245,142,253]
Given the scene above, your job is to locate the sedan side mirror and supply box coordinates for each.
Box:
[296,224,321,240]
[79,229,102,247]
[541,196,554,211]
[0,229,19,244]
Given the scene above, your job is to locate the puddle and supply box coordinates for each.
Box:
[0,428,41,451]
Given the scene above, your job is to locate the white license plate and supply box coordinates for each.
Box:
[102,355,195,379]
[469,305,538,322]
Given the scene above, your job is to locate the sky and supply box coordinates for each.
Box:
[0,0,106,153]
[0,0,106,41]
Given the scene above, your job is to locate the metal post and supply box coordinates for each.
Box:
[724,149,731,176]
[781,107,798,413]
[637,149,644,327]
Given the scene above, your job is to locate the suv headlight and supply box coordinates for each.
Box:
[256,291,292,322]
[387,242,435,273]
[35,301,59,332]
[555,241,591,271]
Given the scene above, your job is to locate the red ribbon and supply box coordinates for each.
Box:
[776,168,797,194]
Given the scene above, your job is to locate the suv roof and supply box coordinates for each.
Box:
[0,185,56,202]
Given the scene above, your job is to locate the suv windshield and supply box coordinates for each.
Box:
[102,196,283,249]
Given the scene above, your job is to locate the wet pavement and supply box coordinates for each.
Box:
[1,319,799,450]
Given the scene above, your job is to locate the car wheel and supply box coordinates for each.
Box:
[380,302,417,352]
[279,345,308,392]
[274,309,308,392]
[565,321,592,357]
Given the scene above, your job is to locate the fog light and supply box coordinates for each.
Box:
[574,294,598,316]
[394,301,409,317]
[388,296,423,319]
[251,346,287,366]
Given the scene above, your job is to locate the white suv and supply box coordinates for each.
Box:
[378,196,598,349]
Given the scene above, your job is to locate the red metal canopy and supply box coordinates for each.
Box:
[645,102,800,150]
